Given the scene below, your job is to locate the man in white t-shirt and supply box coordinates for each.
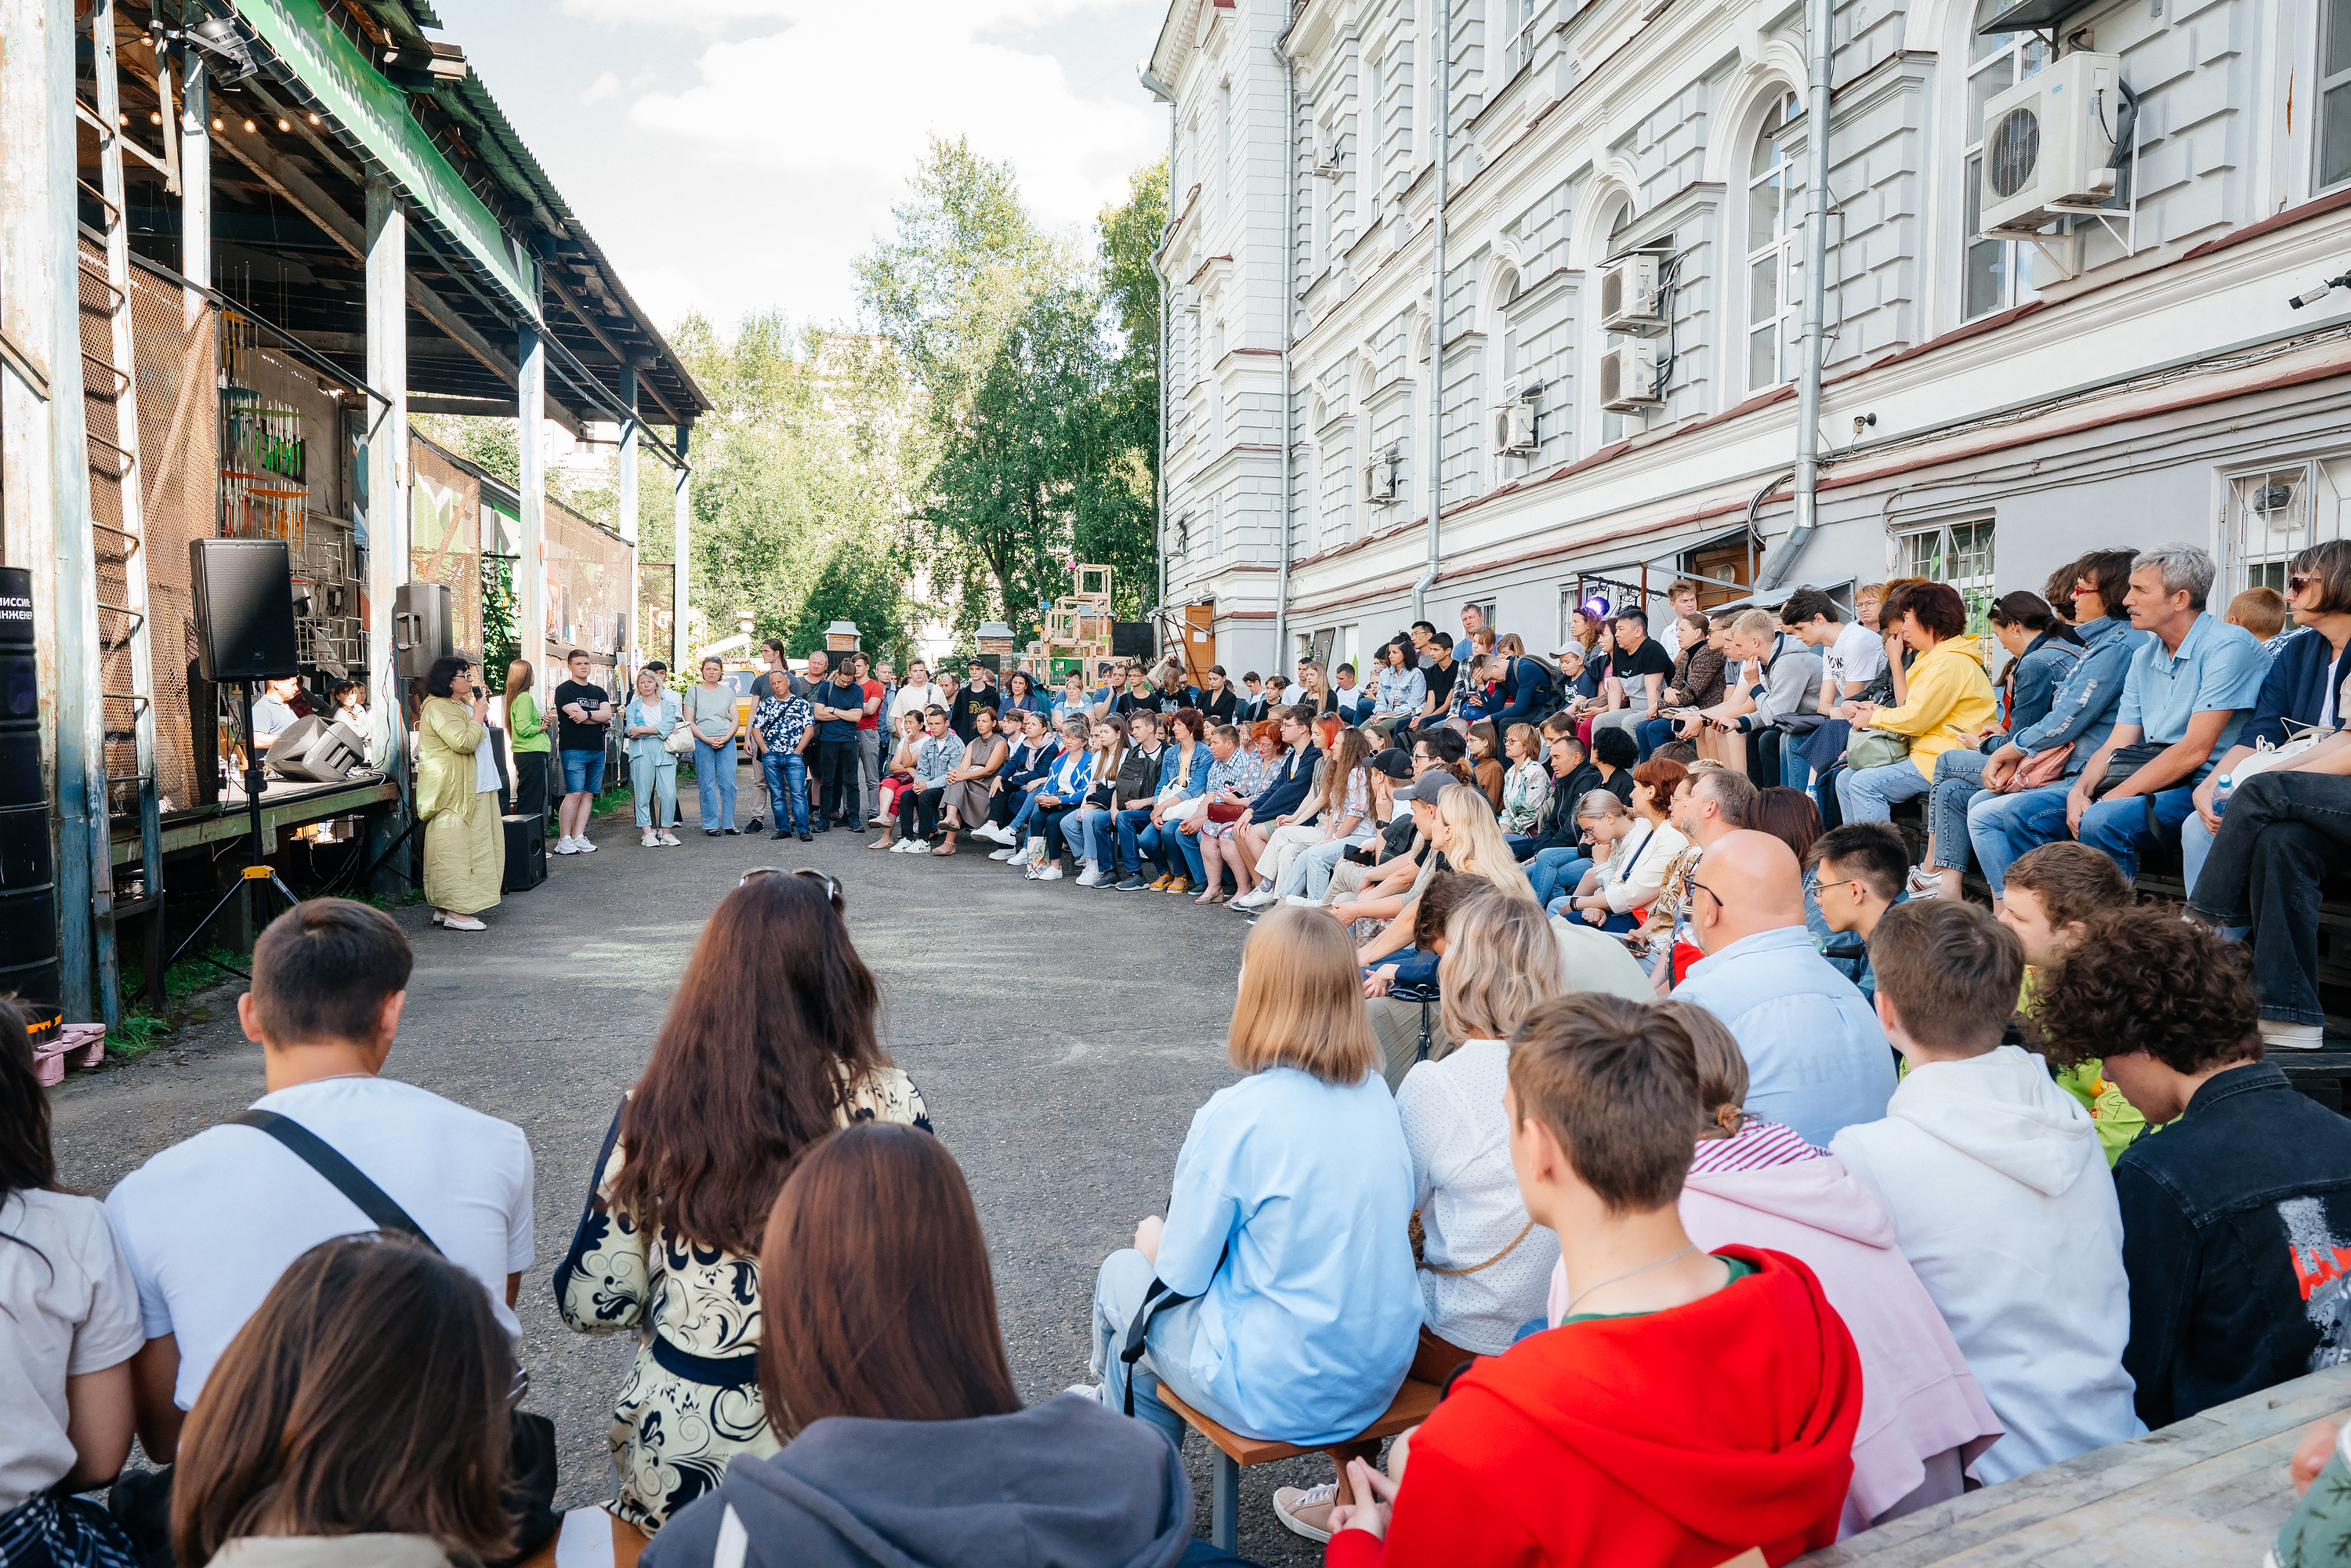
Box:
[106,899,532,1461]
[1657,580,1701,662]
[1780,587,1887,719]
[889,657,946,727]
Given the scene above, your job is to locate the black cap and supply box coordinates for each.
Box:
[1371,748,1414,780]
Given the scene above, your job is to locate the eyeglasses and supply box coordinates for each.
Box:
[1811,877,1860,896]
[1687,878,1723,907]
[739,866,844,911]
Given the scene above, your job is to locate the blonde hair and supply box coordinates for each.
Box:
[1661,999,1749,1139]
[1730,609,1780,641]
[1440,892,1567,1044]
[1436,784,1537,902]
[1228,907,1380,1084]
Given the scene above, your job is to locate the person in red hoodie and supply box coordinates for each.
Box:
[1327,991,1864,1567]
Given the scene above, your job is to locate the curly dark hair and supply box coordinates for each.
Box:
[2032,906,2261,1074]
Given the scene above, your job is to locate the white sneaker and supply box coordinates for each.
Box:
[1062,1382,1103,1403]
[441,914,487,932]
[1231,885,1276,910]
[892,838,926,853]
[2261,1018,2328,1050]
[1035,864,1063,881]
[1076,863,1103,887]
[987,846,1017,860]
[1273,1482,1340,1544]
[1904,866,1943,900]
[658,831,680,846]
[1284,895,1323,908]
[553,836,579,854]
[641,831,659,846]
[574,836,597,853]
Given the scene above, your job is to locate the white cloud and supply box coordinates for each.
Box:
[559,0,798,30]
[581,71,619,105]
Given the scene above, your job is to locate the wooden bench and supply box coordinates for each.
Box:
[516,1505,647,1568]
[1157,1378,1445,1552]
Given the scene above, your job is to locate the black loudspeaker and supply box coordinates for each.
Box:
[1111,621,1155,660]
[190,539,299,683]
[501,815,545,893]
[394,583,451,679]
[263,716,370,784]
[0,566,58,1009]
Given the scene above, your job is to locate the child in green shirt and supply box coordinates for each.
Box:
[2000,844,2149,1164]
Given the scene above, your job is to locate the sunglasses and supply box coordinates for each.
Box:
[2289,574,2317,595]
[739,866,844,911]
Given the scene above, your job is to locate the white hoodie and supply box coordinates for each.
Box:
[1831,1045,2142,1484]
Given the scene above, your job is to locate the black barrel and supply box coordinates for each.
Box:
[0,566,59,1009]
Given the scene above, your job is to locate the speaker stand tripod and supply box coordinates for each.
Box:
[165,679,300,983]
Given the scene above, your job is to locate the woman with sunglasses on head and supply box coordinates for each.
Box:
[556,873,932,1536]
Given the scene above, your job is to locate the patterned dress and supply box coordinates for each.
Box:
[554,1066,931,1532]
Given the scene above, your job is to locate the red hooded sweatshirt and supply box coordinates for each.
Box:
[1327,1247,1861,1568]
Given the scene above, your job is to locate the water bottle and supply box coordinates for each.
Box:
[2212,773,2234,818]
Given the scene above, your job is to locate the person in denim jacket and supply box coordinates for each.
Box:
[2035,907,2351,1431]
[1126,707,1214,891]
[1965,550,2150,900]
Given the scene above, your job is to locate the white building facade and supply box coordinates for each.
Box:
[1147,0,2351,674]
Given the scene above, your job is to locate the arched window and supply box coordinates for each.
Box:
[1962,0,2049,319]
[1744,91,1804,393]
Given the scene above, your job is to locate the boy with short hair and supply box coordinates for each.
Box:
[1809,821,1906,1000]
[2227,585,2289,643]
[1831,901,2142,1484]
[107,899,533,1462]
[2034,907,2351,1430]
[552,647,612,854]
[1999,842,2146,1162]
[1325,993,1861,1566]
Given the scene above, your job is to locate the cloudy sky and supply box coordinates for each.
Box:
[427,0,1171,335]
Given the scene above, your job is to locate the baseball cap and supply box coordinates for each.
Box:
[1401,772,1455,807]
[1371,748,1414,780]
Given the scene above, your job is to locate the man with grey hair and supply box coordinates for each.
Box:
[1999,545,2266,884]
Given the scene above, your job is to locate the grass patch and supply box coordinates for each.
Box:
[107,941,243,1059]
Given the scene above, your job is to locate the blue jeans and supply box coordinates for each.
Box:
[1967,782,2073,895]
[1112,807,1158,876]
[1090,1248,1248,1455]
[1174,826,1208,885]
[560,748,605,795]
[1039,805,1085,866]
[1927,748,1991,872]
[1837,759,1933,823]
[763,750,809,834]
[1281,833,1365,898]
[2078,785,2199,884]
[2186,771,2351,1026]
[1067,807,1110,866]
[1529,848,1592,907]
[632,757,677,828]
[1138,820,1179,878]
[694,737,737,828]
[1545,899,1636,932]
[1635,715,1683,762]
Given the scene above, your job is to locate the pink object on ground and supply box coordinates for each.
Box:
[31,1023,107,1087]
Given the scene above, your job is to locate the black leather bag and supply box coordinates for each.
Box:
[2090,740,2168,799]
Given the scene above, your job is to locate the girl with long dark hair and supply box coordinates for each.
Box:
[556,875,932,1534]
[0,998,144,1568]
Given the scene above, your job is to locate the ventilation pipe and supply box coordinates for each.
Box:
[1415,0,1452,623]
[1275,38,1297,663]
[1759,0,1835,591]
[1139,64,1176,628]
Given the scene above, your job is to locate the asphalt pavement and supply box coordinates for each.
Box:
[51,780,1342,1566]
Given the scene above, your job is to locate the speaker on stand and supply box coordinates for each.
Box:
[175,541,304,983]
[0,567,59,1019]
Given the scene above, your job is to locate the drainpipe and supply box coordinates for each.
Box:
[1139,64,1176,637]
[1760,0,1835,591]
[1415,0,1452,623]
[1273,34,1296,664]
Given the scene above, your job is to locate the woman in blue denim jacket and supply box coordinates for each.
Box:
[622,670,684,846]
[1135,708,1216,889]
[1915,593,2080,897]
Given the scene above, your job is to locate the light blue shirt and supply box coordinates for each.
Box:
[1674,925,1896,1147]
[1373,665,1426,719]
[1155,1066,1418,1445]
[2114,612,2267,777]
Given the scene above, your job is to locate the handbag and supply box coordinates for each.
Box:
[1845,727,1912,770]
[222,1110,562,1566]
[1998,741,2073,793]
[663,725,694,757]
[1206,801,1245,824]
[2226,724,2331,786]
[2090,740,2168,800]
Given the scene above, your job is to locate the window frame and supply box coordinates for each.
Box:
[1900,516,1999,634]
[2224,458,2350,592]
[1744,92,1806,395]
[1959,5,2049,321]
[2323,0,2351,191]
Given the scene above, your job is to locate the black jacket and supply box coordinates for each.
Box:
[2117,1060,2351,1429]
[1249,744,1322,821]
[1531,761,1603,851]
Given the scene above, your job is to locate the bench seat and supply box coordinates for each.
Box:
[1157,1378,1445,1552]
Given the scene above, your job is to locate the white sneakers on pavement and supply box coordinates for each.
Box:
[553,836,578,854]
[641,831,659,847]
[1272,1483,1339,1543]
[658,831,680,846]
[1230,884,1277,911]
[574,835,597,852]
[1076,862,1104,887]
[440,914,487,932]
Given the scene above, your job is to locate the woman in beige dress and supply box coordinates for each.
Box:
[555,870,931,1537]
[936,703,1008,855]
[417,654,503,931]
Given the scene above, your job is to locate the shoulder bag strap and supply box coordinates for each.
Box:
[226,1108,442,1255]
[1118,1240,1230,1416]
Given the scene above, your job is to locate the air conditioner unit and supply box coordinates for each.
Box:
[1976,50,2123,237]
[1491,401,1537,456]
[1598,342,1662,412]
[1599,254,1663,335]
[1364,451,1401,503]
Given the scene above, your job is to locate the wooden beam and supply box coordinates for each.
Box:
[204,123,581,437]
[542,263,682,425]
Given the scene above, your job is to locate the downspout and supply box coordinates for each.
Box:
[1139,64,1176,633]
[1759,0,1835,591]
[1414,0,1452,622]
[1274,31,1296,664]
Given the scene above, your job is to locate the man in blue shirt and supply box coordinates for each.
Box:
[2054,546,2266,883]
[1671,830,1896,1146]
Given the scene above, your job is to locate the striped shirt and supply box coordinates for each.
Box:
[1687,1117,1823,1177]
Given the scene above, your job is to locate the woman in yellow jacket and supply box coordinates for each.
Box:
[418,654,505,932]
[1835,581,1998,824]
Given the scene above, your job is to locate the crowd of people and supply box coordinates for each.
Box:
[7,539,2350,1568]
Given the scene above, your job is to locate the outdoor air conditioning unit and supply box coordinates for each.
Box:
[1599,254,1664,335]
[1598,341,1663,412]
[1976,50,2123,237]
[1491,401,1537,456]
[1364,450,1402,502]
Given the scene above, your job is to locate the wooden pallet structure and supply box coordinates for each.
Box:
[1024,563,1116,680]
